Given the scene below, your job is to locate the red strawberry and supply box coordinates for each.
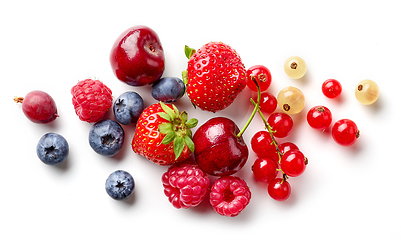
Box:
[131,102,198,165]
[183,42,247,112]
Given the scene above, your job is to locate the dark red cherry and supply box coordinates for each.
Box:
[110,25,165,86]
[193,117,248,176]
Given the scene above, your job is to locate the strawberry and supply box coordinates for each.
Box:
[183,42,247,112]
[131,102,198,165]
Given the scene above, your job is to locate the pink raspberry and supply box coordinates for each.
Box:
[162,164,210,209]
[209,176,251,217]
[71,79,113,123]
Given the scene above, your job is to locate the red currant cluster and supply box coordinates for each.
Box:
[245,59,369,201]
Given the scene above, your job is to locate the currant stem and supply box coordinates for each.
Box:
[237,76,260,138]
[250,98,282,164]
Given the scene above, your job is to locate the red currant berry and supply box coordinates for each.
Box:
[268,112,293,138]
[252,157,278,182]
[251,130,276,157]
[253,92,277,114]
[14,90,58,124]
[268,178,291,201]
[269,142,300,162]
[332,119,360,146]
[279,142,299,154]
[307,106,332,131]
[322,79,342,98]
[281,150,307,177]
[246,65,272,92]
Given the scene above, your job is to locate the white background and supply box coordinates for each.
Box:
[2,0,400,239]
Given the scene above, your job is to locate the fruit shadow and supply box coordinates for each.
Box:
[362,94,384,115]
[52,155,71,172]
[122,191,137,206]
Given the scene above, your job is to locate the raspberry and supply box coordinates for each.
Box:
[161,164,210,209]
[71,79,113,123]
[209,176,251,217]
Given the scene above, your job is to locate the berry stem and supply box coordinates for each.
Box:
[14,96,24,103]
[237,76,260,138]
[250,98,282,163]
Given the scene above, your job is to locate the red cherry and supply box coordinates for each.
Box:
[307,106,332,131]
[332,119,360,146]
[267,112,293,138]
[193,117,249,176]
[246,65,272,92]
[252,157,278,182]
[251,130,277,157]
[110,25,165,86]
[252,92,277,114]
[281,150,307,177]
[322,79,342,98]
[268,178,291,201]
[15,90,58,124]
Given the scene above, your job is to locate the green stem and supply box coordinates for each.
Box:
[237,76,261,138]
[250,98,283,164]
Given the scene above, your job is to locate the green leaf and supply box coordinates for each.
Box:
[186,129,192,138]
[158,112,171,122]
[186,118,198,129]
[160,102,176,120]
[182,70,188,85]
[180,111,188,123]
[161,132,175,145]
[184,135,195,153]
[172,104,180,116]
[173,137,185,160]
[158,122,173,134]
[184,45,196,59]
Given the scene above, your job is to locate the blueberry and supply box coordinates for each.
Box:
[151,77,185,102]
[105,170,135,200]
[113,91,144,125]
[89,119,124,157]
[36,133,69,165]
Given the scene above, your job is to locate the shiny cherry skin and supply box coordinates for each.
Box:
[268,112,293,138]
[110,25,165,86]
[280,150,307,177]
[332,119,360,146]
[322,79,342,98]
[15,90,58,124]
[252,157,278,182]
[268,178,291,201]
[307,106,332,131]
[252,92,277,114]
[246,65,272,92]
[193,117,248,176]
[251,130,276,157]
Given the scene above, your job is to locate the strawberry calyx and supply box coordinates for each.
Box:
[157,102,198,160]
[182,45,196,85]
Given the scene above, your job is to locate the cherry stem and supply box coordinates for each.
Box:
[250,98,282,164]
[237,76,260,138]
